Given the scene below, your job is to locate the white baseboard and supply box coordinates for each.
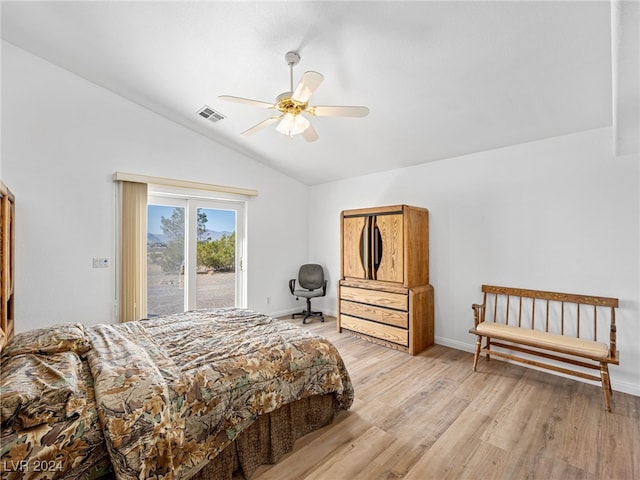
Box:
[435,336,476,354]
[265,307,298,319]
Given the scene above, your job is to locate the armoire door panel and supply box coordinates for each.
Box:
[374,214,403,283]
[342,216,367,279]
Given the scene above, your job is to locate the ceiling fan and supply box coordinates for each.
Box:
[219,51,369,142]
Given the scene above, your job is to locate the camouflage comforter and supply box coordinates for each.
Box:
[1,308,354,479]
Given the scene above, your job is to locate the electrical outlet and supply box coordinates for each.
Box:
[266,296,271,305]
[92,257,110,268]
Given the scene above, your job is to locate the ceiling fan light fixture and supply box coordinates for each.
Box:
[276,112,310,137]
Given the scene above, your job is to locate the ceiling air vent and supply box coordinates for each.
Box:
[197,105,225,123]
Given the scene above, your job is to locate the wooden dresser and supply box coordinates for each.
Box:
[337,205,434,355]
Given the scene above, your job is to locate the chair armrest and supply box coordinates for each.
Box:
[322,280,328,295]
[289,279,296,295]
[471,303,485,327]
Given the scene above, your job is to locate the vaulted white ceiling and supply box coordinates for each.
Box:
[2,1,637,185]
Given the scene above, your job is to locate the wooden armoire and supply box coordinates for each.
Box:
[338,205,434,355]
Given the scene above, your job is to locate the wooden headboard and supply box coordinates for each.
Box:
[1,181,15,351]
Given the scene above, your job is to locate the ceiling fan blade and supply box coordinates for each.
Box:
[302,124,319,143]
[309,105,370,117]
[219,95,274,109]
[292,71,324,103]
[240,116,281,136]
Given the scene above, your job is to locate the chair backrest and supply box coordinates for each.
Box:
[298,264,325,290]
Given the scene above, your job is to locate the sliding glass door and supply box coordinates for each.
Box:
[193,206,238,309]
[147,194,245,317]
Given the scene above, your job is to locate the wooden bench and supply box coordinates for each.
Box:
[469,285,619,411]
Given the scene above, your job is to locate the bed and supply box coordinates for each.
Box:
[0,308,354,479]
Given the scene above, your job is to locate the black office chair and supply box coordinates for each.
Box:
[289,264,328,324]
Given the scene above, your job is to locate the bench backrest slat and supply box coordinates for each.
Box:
[518,296,522,328]
[531,298,535,330]
[546,300,550,332]
[492,292,497,323]
[611,308,617,353]
[505,295,509,324]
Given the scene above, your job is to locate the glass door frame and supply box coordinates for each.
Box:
[188,198,246,309]
[148,187,247,312]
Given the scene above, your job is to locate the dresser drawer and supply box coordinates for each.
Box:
[340,315,409,347]
[340,300,408,328]
[340,286,408,310]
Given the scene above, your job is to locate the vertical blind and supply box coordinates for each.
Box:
[119,181,148,322]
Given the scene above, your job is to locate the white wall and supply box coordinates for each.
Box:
[308,128,640,396]
[1,41,309,330]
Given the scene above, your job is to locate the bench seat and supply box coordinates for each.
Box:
[475,322,609,359]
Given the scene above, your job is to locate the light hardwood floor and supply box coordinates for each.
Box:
[251,316,640,480]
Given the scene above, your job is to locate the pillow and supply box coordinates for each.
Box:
[1,351,87,429]
[2,323,91,358]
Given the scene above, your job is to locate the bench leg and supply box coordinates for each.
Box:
[600,363,612,412]
[473,336,482,371]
